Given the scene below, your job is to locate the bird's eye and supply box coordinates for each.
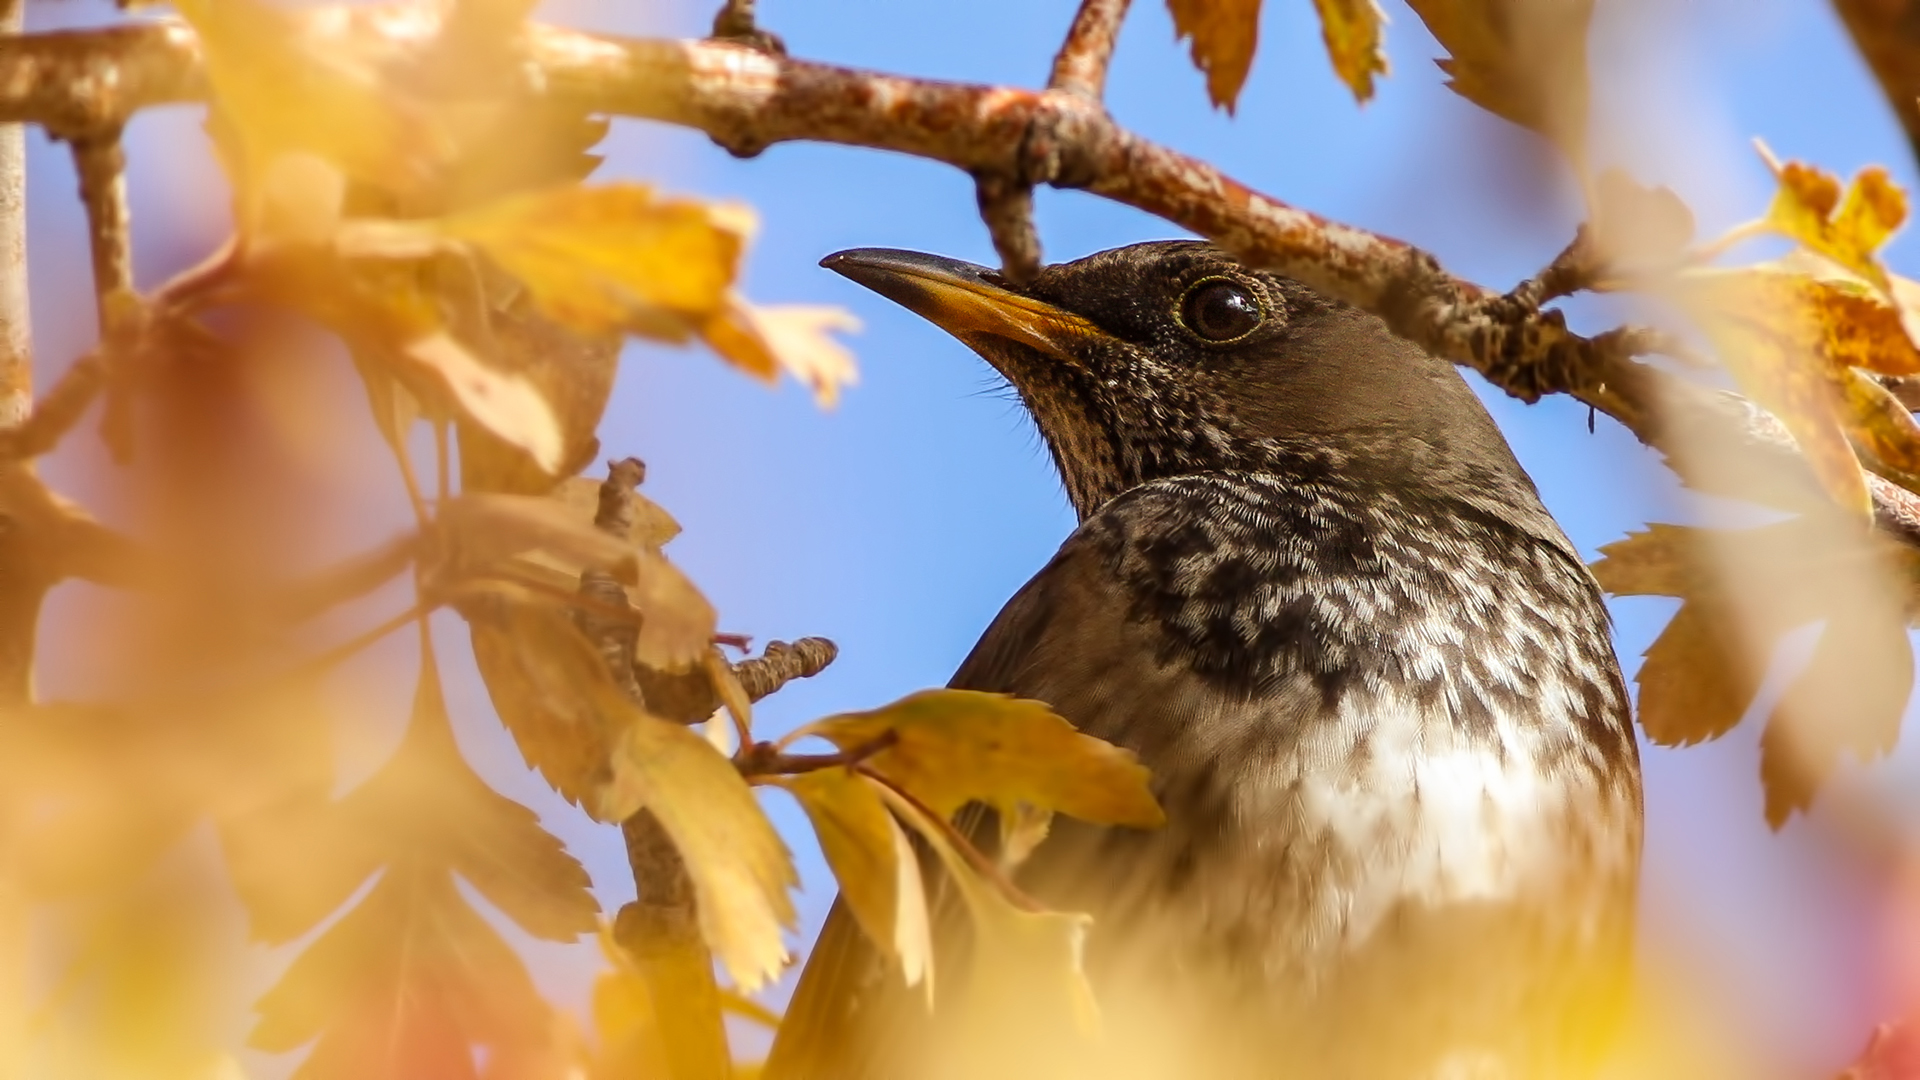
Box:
[1180,279,1263,342]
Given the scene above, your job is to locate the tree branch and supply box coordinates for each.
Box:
[1049,0,1131,100]
[0,14,1889,533]
[68,131,133,337]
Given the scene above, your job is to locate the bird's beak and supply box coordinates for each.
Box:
[820,247,1112,362]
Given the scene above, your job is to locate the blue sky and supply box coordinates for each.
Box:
[18,0,1920,1075]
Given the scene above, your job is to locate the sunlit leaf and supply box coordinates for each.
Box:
[588,928,674,1080]
[458,483,717,672]
[438,492,640,583]
[467,593,622,806]
[1402,0,1592,161]
[793,689,1164,827]
[434,183,750,337]
[777,769,933,988]
[174,0,447,194]
[1842,369,1920,478]
[1167,0,1262,112]
[701,298,862,407]
[874,781,1100,1037]
[401,333,563,473]
[1681,269,1886,517]
[598,710,797,990]
[1310,0,1389,103]
[1758,141,1907,292]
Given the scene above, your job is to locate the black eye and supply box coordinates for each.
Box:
[1180,279,1263,342]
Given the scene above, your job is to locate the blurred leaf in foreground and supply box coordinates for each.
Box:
[248,647,596,1077]
[1402,0,1593,163]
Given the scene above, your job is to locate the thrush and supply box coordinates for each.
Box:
[765,241,1643,1080]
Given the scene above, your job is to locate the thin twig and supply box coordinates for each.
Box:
[975,171,1041,284]
[736,727,893,777]
[0,353,103,461]
[1049,0,1132,100]
[68,131,133,338]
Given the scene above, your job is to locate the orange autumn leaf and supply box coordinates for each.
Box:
[1167,0,1262,113]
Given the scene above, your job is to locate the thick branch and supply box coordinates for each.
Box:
[0,15,1892,529]
[1049,0,1131,100]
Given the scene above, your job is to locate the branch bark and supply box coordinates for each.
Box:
[0,13,1887,535]
[1049,0,1132,100]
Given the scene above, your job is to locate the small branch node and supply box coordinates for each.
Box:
[709,0,785,56]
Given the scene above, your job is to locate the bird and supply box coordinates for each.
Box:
[764,241,1643,1080]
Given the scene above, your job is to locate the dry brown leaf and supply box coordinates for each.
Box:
[701,298,862,407]
[792,689,1164,827]
[1633,601,1760,748]
[1311,0,1389,102]
[1167,0,1262,113]
[778,769,933,989]
[1402,0,1592,161]
[434,183,750,338]
[598,710,797,991]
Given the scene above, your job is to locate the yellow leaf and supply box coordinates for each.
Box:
[435,183,750,337]
[1167,0,1262,112]
[466,594,622,805]
[1758,141,1908,291]
[1311,0,1389,103]
[1843,368,1920,478]
[792,689,1164,827]
[702,298,862,407]
[776,769,933,989]
[460,486,717,672]
[402,332,563,472]
[598,711,798,991]
[174,0,447,194]
[1402,0,1592,161]
[438,492,641,583]
[1680,269,1881,517]
[875,781,1100,1038]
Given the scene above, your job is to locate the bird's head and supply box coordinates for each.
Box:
[822,240,1550,529]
